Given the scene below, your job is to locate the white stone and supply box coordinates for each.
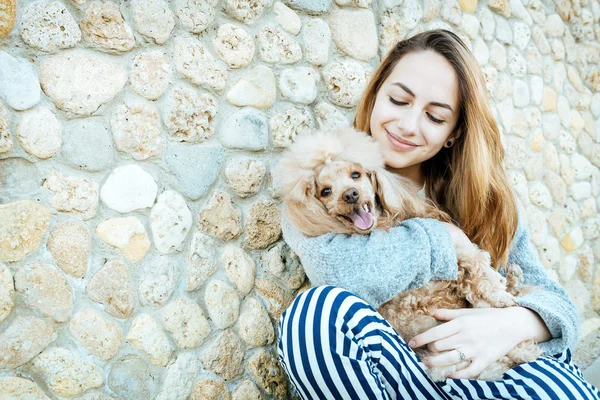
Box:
[528,182,553,208]
[187,231,217,291]
[80,1,135,52]
[69,307,122,361]
[274,2,301,35]
[269,107,313,148]
[495,15,512,45]
[172,0,217,33]
[204,280,241,329]
[40,50,126,116]
[130,50,172,101]
[224,0,273,24]
[591,93,600,117]
[162,297,210,349]
[44,171,99,220]
[559,131,575,154]
[329,9,377,61]
[513,80,530,108]
[237,297,274,347]
[461,14,479,39]
[16,107,61,159]
[163,86,217,143]
[111,102,165,160]
[540,237,560,268]
[100,165,158,213]
[256,26,302,64]
[173,36,227,92]
[126,313,172,366]
[95,217,151,263]
[0,51,41,111]
[571,153,593,181]
[545,14,565,37]
[150,190,192,254]
[479,8,495,41]
[441,0,461,25]
[559,255,578,282]
[0,263,13,323]
[279,67,319,105]
[402,0,422,29]
[322,61,370,107]
[490,41,506,71]
[156,353,200,400]
[472,37,489,65]
[513,22,531,50]
[138,256,177,307]
[212,24,255,69]
[531,25,550,54]
[315,102,349,130]
[222,245,256,295]
[221,108,269,150]
[227,65,276,109]
[302,18,331,66]
[572,182,592,200]
[20,1,81,52]
[131,0,174,44]
[530,76,544,105]
[0,103,11,154]
[508,48,527,77]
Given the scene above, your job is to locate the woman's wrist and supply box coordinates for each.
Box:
[508,306,552,344]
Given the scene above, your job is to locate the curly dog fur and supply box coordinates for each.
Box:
[276,126,542,381]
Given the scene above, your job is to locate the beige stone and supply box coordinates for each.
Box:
[262,243,306,290]
[542,88,557,112]
[96,217,151,263]
[69,307,122,360]
[189,378,231,400]
[20,1,81,52]
[138,256,176,307]
[329,9,377,61]
[302,18,331,66]
[225,157,266,197]
[224,0,272,24]
[130,50,172,101]
[86,259,135,318]
[163,85,217,143]
[458,0,477,13]
[172,0,217,33]
[237,297,274,346]
[222,245,256,295]
[274,2,301,34]
[488,0,510,17]
[227,65,276,109]
[245,200,281,249]
[212,24,255,69]
[0,0,16,38]
[270,107,313,148]
[0,102,12,153]
[48,220,90,278]
[126,313,172,366]
[111,103,166,160]
[173,36,227,92]
[198,191,243,242]
[322,61,370,107]
[0,263,13,323]
[33,347,103,398]
[204,280,241,329]
[256,26,302,64]
[81,1,135,52]
[199,329,245,380]
[156,353,200,400]
[162,297,211,349]
[254,277,295,319]
[0,200,50,263]
[0,316,56,368]
[247,348,288,398]
[15,263,72,323]
[131,0,174,44]
[0,377,50,399]
[587,70,600,93]
[44,171,99,220]
[232,380,263,400]
[561,227,584,252]
[187,231,217,291]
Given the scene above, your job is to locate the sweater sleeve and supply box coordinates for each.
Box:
[509,220,580,355]
[281,212,458,308]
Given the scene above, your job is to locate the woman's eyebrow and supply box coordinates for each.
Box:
[392,82,454,112]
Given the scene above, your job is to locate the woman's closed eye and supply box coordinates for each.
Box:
[389,96,407,106]
[389,96,446,125]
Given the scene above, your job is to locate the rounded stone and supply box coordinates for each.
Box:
[232,380,262,400]
[0,200,50,263]
[513,22,531,50]
[108,355,158,399]
[156,353,200,400]
[189,378,231,400]
[279,67,319,104]
[69,307,122,361]
[95,217,151,263]
[302,18,331,66]
[111,102,165,160]
[256,26,302,64]
[187,231,217,292]
[269,107,313,148]
[225,157,266,197]
[126,313,173,366]
[0,158,41,203]
[150,190,192,254]
[0,51,41,111]
[0,377,50,400]
[247,348,288,398]
[204,280,241,329]
[44,171,99,220]
[198,329,245,380]
[513,80,530,108]
[138,255,177,306]
[528,182,553,209]
[164,145,224,200]
[508,48,527,77]
[33,347,103,398]
[227,66,276,109]
[329,9,377,61]
[61,117,114,171]
[262,243,306,290]
[0,316,56,368]
[254,277,294,318]
[100,165,158,213]
[16,107,61,159]
[237,297,274,346]
[213,24,255,69]
[245,200,281,249]
[283,0,331,14]
[561,227,584,252]
[495,16,512,46]
[274,2,301,34]
[86,259,135,319]
[48,220,90,278]
[222,245,256,295]
[174,36,227,92]
[0,263,13,323]
[130,50,172,100]
[162,297,211,349]
[546,14,565,37]
[163,85,217,143]
[20,1,81,52]
[0,0,16,39]
[40,49,127,116]
[224,0,272,24]
[81,1,135,52]
[173,0,217,33]
[0,102,11,153]
[322,61,370,107]
[220,108,269,150]
[131,0,174,44]
[198,191,243,242]
[315,102,349,130]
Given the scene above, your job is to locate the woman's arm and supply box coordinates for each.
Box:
[509,219,580,355]
[281,212,459,308]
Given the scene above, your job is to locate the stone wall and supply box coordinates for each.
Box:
[0,0,599,398]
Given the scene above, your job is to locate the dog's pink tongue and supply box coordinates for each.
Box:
[350,207,373,230]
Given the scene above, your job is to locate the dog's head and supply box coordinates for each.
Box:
[276,127,417,236]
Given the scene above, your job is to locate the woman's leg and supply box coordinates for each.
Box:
[277,285,451,400]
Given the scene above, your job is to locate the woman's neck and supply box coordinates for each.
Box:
[385,164,425,187]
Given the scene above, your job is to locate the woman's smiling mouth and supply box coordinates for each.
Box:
[386,129,420,151]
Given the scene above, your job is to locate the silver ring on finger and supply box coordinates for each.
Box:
[456,348,467,362]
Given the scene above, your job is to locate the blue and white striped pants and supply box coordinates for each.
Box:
[277,286,600,400]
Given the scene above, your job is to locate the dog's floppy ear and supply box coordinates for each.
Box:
[273,158,316,204]
[371,167,424,221]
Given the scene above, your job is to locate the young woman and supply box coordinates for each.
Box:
[277,30,600,399]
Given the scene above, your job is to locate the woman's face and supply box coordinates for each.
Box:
[369,50,460,185]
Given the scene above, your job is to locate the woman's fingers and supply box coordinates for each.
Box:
[426,334,459,353]
[448,359,486,380]
[423,347,468,368]
[409,320,460,348]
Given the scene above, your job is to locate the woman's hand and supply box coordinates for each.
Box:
[441,222,472,249]
[407,306,550,379]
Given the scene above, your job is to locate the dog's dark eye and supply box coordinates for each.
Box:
[351,172,361,179]
[320,188,331,197]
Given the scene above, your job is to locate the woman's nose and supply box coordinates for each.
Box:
[395,108,418,135]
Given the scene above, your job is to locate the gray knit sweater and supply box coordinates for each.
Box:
[281,214,580,356]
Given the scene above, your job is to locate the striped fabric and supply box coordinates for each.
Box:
[277,286,600,400]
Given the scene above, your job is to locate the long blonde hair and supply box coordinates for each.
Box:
[354,29,517,268]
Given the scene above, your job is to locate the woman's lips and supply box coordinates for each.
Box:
[386,130,418,151]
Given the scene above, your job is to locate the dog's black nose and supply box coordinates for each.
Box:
[343,188,359,204]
